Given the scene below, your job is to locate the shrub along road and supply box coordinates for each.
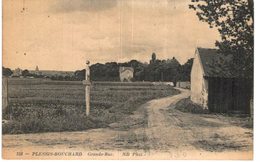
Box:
[3,88,253,160]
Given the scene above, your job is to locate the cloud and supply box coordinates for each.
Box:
[3,0,220,70]
[52,0,117,13]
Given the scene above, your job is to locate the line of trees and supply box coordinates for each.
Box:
[3,54,194,83]
[75,54,194,83]
[2,67,41,78]
[2,67,77,81]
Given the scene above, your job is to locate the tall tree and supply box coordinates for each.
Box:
[189,0,253,77]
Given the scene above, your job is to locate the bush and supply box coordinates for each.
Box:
[3,107,97,134]
[172,97,209,114]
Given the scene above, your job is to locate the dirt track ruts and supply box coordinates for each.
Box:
[2,88,253,159]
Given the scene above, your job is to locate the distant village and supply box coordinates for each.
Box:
[3,65,75,80]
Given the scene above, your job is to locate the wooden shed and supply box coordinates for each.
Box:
[191,48,252,113]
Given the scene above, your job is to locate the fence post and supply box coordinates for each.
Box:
[83,60,91,116]
[2,77,9,119]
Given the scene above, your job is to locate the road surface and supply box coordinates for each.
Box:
[3,88,253,159]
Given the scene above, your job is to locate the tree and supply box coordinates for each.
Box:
[74,69,85,80]
[150,53,157,64]
[179,58,194,81]
[2,67,13,77]
[127,60,145,80]
[189,0,253,77]
[74,56,188,82]
[21,69,30,77]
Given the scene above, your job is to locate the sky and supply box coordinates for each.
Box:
[3,0,220,71]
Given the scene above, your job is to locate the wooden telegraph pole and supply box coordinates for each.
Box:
[83,60,91,116]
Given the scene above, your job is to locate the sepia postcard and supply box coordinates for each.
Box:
[2,0,253,160]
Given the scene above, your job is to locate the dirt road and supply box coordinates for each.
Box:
[145,88,253,158]
[146,88,192,150]
[2,88,253,159]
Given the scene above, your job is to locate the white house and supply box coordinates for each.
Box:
[119,67,134,82]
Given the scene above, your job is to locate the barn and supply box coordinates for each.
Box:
[119,67,134,82]
[191,48,252,113]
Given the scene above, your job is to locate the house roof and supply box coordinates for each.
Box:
[119,67,134,73]
[197,48,235,78]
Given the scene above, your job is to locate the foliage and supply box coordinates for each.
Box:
[189,0,254,77]
[4,55,193,82]
[74,54,193,82]
[179,58,194,81]
[170,97,209,114]
[2,67,13,76]
[21,69,31,77]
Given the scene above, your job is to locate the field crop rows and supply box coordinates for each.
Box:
[3,78,179,134]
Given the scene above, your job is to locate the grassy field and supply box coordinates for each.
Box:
[3,78,179,134]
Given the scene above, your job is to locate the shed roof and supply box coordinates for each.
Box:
[197,48,235,78]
